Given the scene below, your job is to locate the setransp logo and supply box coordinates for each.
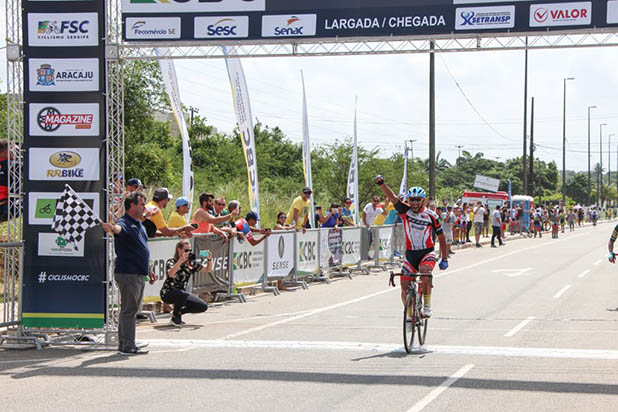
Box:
[529,2,591,27]
[125,17,181,39]
[262,14,317,37]
[28,13,98,46]
[455,6,515,30]
[30,147,99,181]
[194,16,249,39]
[29,58,99,92]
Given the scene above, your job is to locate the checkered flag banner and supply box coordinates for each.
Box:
[52,184,102,251]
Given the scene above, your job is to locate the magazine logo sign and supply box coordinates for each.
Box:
[194,16,249,39]
[125,17,181,39]
[262,14,317,37]
[530,2,591,27]
[122,0,265,13]
[455,6,515,30]
[29,58,99,92]
[29,147,100,181]
[29,103,99,136]
[27,13,99,46]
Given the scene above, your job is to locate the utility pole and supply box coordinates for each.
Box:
[587,106,596,206]
[455,145,464,160]
[429,40,436,200]
[609,134,615,188]
[408,139,417,160]
[562,77,574,206]
[529,97,535,197]
[600,123,608,207]
[522,37,529,195]
[189,106,198,127]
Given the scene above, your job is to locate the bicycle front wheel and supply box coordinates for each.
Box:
[403,291,416,353]
[417,294,428,345]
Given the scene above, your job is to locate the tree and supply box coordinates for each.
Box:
[565,172,589,205]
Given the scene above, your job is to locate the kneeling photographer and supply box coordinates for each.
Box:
[160,239,212,327]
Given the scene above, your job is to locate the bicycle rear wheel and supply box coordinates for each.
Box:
[417,294,428,345]
[403,291,416,353]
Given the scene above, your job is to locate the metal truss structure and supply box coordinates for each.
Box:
[121,30,618,60]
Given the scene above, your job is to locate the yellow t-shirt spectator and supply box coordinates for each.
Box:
[145,200,166,230]
[373,203,392,226]
[286,196,310,229]
[168,211,188,228]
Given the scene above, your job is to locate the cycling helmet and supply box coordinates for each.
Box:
[407,186,427,199]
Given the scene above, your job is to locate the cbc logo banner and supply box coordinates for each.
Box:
[29,103,99,136]
[529,2,591,27]
[29,58,99,92]
[194,16,249,39]
[261,14,317,37]
[121,0,265,13]
[29,147,100,181]
[125,17,181,39]
[28,192,100,225]
[455,6,515,30]
[27,13,99,47]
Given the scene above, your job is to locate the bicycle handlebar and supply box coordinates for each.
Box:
[389,271,433,287]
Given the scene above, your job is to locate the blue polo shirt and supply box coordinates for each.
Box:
[321,212,340,228]
[114,214,150,275]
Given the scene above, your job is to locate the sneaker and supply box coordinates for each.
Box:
[491,244,497,248]
[422,305,432,318]
[476,243,482,248]
[499,243,505,246]
[170,316,185,327]
[118,347,149,355]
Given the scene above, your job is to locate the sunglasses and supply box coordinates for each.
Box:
[184,248,192,252]
[345,201,352,205]
[279,216,287,219]
[303,192,312,195]
[409,197,424,202]
[215,202,225,206]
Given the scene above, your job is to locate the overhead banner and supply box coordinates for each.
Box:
[22,0,107,329]
[223,46,260,222]
[265,231,295,280]
[156,49,194,217]
[347,100,359,225]
[122,1,615,42]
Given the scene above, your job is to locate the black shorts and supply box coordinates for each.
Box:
[403,248,437,274]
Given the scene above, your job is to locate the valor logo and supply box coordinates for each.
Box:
[262,14,317,37]
[29,103,99,136]
[194,16,249,38]
[530,2,591,27]
[28,13,98,46]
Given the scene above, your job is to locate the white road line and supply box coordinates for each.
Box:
[594,259,602,266]
[553,285,572,299]
[504,316,535,337]
[578,270,591,278]
[0,358,57,365]
[144,339,618,360]
[406,364,475,412]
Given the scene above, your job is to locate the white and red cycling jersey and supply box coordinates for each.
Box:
[394,201,443,251]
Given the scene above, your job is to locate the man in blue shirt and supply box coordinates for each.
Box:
[103,191,154,355]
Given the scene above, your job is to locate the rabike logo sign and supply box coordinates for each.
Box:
[29,147,100,181]
[38,233,84,257]
[122,0,265,13]
[125,17,181,39]
[27,13,98,46]
[530,2,591,27]
[29,58,99,92]
[455,6,515,30]
[29,103,99,136]
[194,16,249,39]
[608,1,618,24]
[262,15,317,37]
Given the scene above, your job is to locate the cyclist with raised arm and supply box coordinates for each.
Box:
[375,175,449,318]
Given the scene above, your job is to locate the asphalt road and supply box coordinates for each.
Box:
[3,221,618,411]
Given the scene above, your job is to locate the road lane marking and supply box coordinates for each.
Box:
[594,259,602,266]
[578,270,591,278]
[504,316,535,337]
[144,339,618,360]
[553,285,572,299]
[407,364,475,412]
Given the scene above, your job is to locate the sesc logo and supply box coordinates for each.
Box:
[28,13,98,46]
[125,17,181,39]
[262,14,317,37]
[30,147,100,181]
[194,16,249,39]
[455,6,515,30]
[30,58,99,92]
[529,2,591,27]
[29,103,99,136]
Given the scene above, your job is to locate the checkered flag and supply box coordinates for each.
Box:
[52,184,101,251]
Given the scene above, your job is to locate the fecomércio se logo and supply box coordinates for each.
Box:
[125,17,181,39]
[28,13,99,46]
[29,103,99,136]
[194,16,249,38]
[29,58,99,92]
[529,2,591,27]
[261,14,317,37]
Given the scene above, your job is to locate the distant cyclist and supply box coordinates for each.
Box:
[608,223,618,263]
[375,175,448,318]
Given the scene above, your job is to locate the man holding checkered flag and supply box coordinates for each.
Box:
[52,184,101,251]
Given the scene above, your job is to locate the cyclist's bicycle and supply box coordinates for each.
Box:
[389,271,432,353]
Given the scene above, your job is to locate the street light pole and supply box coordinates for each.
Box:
[587,106,596,206]
[562,77,574,206]
[609,134,615,190]
[600,123,608,208]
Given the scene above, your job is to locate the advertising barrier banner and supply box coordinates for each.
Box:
[193,234,231,291]
[319,228,342,269]
[376,225,394,262]
[143,238,178,303]
[296,229,319,277]
[341,227,361,267]
[265,231,295,280]
[231,236,265,285]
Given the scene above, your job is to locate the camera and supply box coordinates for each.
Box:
[187,250,210,267]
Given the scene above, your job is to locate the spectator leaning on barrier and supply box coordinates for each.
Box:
[286,187,312,231]
[341,198,355,226]
[192,192,238,237]
[319,203,341,228]
[213,196,229,226]
[144,188,195,239]
[235,211,271,246]
[168,196,191,229]
[274,212,294,230]
[161,239,211,327]
[102,192,153,355]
